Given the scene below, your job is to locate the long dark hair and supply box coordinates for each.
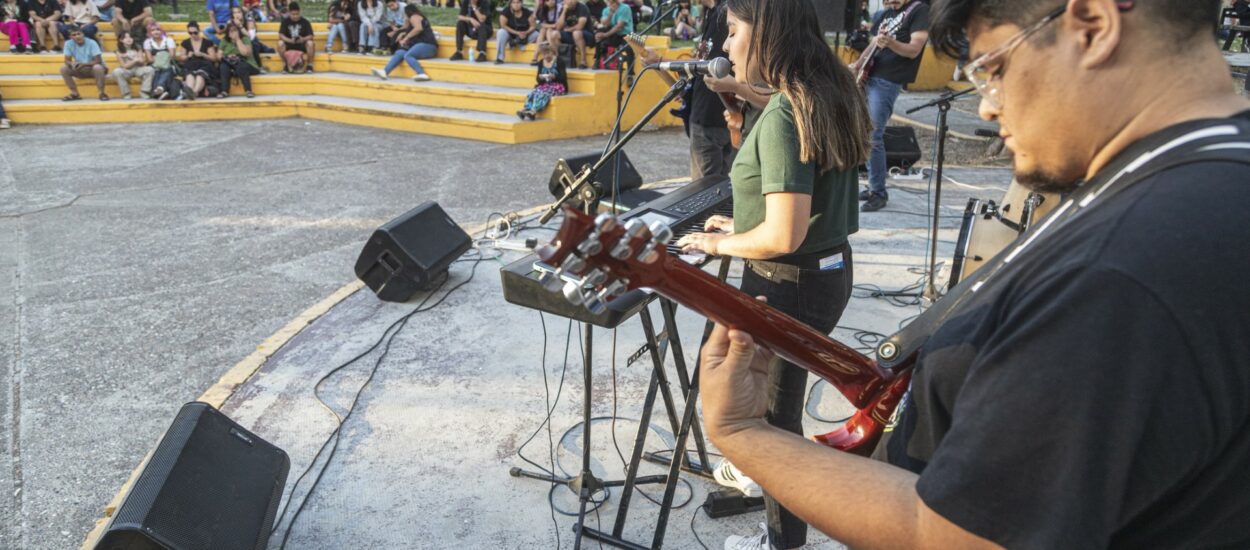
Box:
[726,0,870,173]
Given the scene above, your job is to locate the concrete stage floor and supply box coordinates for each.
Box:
[0,117,1014,549]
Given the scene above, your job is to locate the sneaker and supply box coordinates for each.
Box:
[449,51,464,61]
[0,118,10,130]
[858,188,873,201]
[861,194,888,212]
[475,52,487,62]
[494,57,504,64]
[712,458,762,498]
[371,67,388,80]
[305,65,314,73]
[413,73,430,81]
[517,109,527,120]
[724,523,769,550]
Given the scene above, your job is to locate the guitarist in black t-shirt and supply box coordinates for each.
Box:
[698,0,1250,548]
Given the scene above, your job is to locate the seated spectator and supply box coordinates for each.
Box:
[378,0,404,52]
[202,0,237,44]
[218,21,258,97]
[267,0,287,21]
[592,0,631,69]
[550,0,592,69]
[531,0,560,65]
[663,0,693,41]
[325,0,354,53]
[176,20,219,99]
[93,0,113,26]
[143,20,176,99]
[59,26,108,101]
[0,90,9,129]
[242,0,265,22]
[584,0,605,23]
[59,0,101,42]
[450,0,492,62]
[111,0,152,43]
[229,5,273,68]
[370,3,434,81]
[627,0,650,23]
[111,32,154,98]
[277,2,315,72]
[26,0,60,52]
[1,0,31,53]
[495,0,536,64]
[517,42,565,120]
[357,0,382,54]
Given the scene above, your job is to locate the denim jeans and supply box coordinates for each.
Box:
[58,22,98,40]
[383,42,437,75]
[327,22,350,51]
[865,76,904,198]
[738,246,854,549]
[202,24,221,45]
[494,28,537,61]
[359,19,379,48]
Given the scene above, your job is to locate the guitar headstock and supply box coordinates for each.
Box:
[533,207,675,314]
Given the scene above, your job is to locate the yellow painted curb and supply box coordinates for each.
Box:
[79,201,562,550]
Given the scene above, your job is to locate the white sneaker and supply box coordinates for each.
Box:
[413,73,431,82]
[713,458,762,498]
[724,522,769,550]
[371,67,387,80]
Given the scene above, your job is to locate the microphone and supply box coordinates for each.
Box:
[658,57,732,79]
[974,128,999,138]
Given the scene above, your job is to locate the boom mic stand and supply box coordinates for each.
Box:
[526,76,690,550]
[904,86,977,302]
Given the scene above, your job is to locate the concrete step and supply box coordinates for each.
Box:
[0,93,566,143]
[0,71,593,117]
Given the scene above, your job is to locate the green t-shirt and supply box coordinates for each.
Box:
[729,93,859,255]
[220,37,259,70]
[601,4,633,35]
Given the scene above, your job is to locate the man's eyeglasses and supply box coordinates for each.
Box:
[962,5,1065,110]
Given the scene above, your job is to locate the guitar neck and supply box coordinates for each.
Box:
[651,255,892,409]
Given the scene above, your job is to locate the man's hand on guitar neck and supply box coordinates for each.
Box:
[699,323,773,443]
[703,74,770,109]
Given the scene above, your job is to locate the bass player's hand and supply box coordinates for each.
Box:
[699,322,774,442]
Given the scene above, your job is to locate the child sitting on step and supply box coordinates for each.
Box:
[517,43,566,120]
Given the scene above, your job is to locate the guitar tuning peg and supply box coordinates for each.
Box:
[594,213,618,231]
[562,280,586,306]
[610,219,648,260]
[562,254,586,274]
[577,238,603,256]
[647,221,673,245]
[583,268,607,287]
[636,243,659,264]
[538,270,562,292]
[583,294,607,315]
[596,280,628,303]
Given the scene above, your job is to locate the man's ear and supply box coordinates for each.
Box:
[1066,0,1122,69]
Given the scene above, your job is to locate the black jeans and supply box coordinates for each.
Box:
[219,57,259,94]
[738,244,854,549]
[455,20,490,53]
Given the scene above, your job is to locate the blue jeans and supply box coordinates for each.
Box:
[327,22,349,51]
[383,42,437,75]
[865,76,903,198]
[202,24,223,45]
[59,23,98,40]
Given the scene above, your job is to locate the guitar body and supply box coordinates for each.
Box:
[720,92,745,149]
[533,208,917,455]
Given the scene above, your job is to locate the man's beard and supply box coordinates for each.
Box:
[1016,169,1082,195]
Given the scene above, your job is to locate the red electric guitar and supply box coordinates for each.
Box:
[533,208,914,456]
[851,1,921,87]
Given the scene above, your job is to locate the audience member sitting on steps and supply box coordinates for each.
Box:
[267,0,287,21]
[593,0,631,68]
[111,0,152,43]
[518,42,566,120]
[277,2,315,72]
[1,0,31,53]
[202,0,235,44]
[552,0,592,69]
[379,0,404,52]
[143,21,176,98]
[663,0,693,40]
[60,26,108,101]
[495,0,536,64]
[229,5,273,68]
[176,20,218,100]
[371,3,434,81]
[325,0,354,52]
[451,0,492,62]
[532,0,561,65]
[26,0,60,52]
[111,32,154,98]
[242,0,264,22]
[218,21,259,97]
[357,0,383,53]
[59,0,101,41]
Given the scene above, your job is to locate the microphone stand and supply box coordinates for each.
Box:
[904,86,977,302]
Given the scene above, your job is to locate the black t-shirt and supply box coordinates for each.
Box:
[584,0,604,22]
[401,17,435,47]
[875,113,1250,549]
[868,1,929,85]
[460,0,493,21]
[280,16,313,41]
[27,0,58,19]
[561,2,589,29]
[689,0,728,128]
[502,6,532,32]
[116,0,148,19]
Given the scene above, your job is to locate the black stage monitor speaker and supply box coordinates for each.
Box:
[813,0,851,34]
[95,402,288,550]
[355,201,472,302]
[547,151,643,200]
[885,126,923,170]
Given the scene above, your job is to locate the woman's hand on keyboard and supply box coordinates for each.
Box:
[703,215,734,234]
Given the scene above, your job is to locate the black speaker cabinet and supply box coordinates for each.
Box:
[885,125,923,169]
[547,151,643,201]
[95,402,289,550]
[355,201,472,302]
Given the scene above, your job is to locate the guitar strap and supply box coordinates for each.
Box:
[877,116,1250,370]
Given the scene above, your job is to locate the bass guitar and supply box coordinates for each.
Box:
[530,208,914,456]
[628,33,746,149]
